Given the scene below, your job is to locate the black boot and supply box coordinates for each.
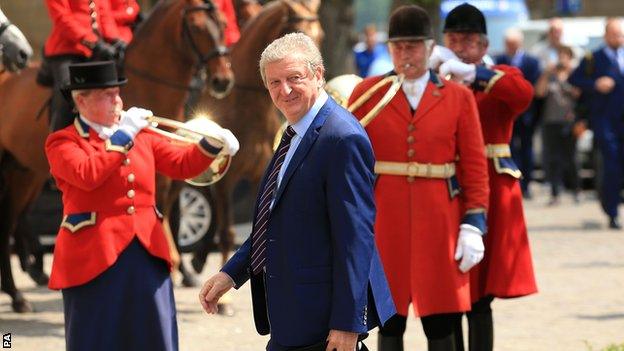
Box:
[377,335,404,351]
[427,334,456,351]
[467,311,493,351]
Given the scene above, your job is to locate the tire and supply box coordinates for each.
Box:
[174,185,216,253]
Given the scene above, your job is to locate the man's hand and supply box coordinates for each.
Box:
[90,40,116,61]
[326,330,358,351]
[439,59,476,84]
[454,224,485,273]
[595,76,615,94]
[199,272,234,314]
[119,107,152,139]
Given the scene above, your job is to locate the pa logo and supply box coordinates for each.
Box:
[2,333,10,348]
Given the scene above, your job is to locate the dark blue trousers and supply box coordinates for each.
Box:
[596,136,624,218]
[62,238,178,351]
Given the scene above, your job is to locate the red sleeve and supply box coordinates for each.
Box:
[45,131,126,192]
[45,0,98,43]
[111,0,140,25]
[147,131,217,180]
[215,0,240,46]
[484,65,534,117]
[98,0,120,41]
[456,86,489,212]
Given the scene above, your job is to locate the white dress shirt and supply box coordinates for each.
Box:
[401,70,430,110]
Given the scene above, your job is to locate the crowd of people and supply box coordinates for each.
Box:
[21,1,624,351]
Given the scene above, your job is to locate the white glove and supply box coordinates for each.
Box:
[213,128,239,156]
[439,59,477,84]
[119,107,152,139]
[429,45,459,70]
[454,224,485,273]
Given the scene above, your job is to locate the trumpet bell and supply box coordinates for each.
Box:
[147,115,232,186]
[325,74,363,108]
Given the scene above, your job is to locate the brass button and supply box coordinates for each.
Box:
[127,190,135,199]
[127,173,136,182]
[407,124,415,131]
[123,158,131,166]
[407,176,415,183]
[407,149,415,157]
[127,206,135,214]
[407,135,415,144]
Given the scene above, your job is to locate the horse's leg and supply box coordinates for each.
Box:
[14,211,49,286]
[167,180,198,287]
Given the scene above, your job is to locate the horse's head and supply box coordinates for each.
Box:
[0,9,32,72]
[181,0,234,98]
[279,0,324,46]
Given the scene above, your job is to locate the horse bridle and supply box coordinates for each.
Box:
[181,0,229,67]
[125,0,229,91]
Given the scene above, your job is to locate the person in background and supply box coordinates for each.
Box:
[440,3,538,350]
[354,24,391,77]
[495,28,542,198]
[350,5,489,351]
[569,17,624,229]
[530,17,583,69]
[214,0,241,47]
[535,45,581,205]
[45,60,240,351]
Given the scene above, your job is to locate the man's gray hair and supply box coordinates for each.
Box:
[259,32,324,85]
[70,89,90,100]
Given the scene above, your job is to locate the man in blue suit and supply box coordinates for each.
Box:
[199,32,396,351]
[495,28,541,198]
[569,18,624,229]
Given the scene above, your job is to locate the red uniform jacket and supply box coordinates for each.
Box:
[45,118,219,289]
[214,0,240,46]
[44,0,120,57]
[110,0,140,43]
[349,72,489,317]
[469,65,538,300]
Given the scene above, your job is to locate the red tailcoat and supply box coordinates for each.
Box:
[349,72,489,317]
[44,0,120,57]
[45,119,217,289]
[469,65,538,301]
[110,0,140,43]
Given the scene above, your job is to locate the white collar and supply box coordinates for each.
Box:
[79,116,119,140]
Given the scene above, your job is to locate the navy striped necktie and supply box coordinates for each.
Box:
[250,126,296,275]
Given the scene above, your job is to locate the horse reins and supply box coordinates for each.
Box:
[124,1,228,92]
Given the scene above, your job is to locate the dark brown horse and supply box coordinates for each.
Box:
[0,0,233,312]
[188,0,322,275]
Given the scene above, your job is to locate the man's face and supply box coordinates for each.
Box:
[605,20,624,49]
[444,32,488,64]
[548,21,563,45]
[75,87,123,127]
[265,53,322,124]
[388,39,432,79]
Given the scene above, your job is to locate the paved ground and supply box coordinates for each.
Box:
[1,186,624,350]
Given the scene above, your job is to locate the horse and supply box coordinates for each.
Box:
[187,0,322,281]
[0,0,233,313]
[0,7,32,73]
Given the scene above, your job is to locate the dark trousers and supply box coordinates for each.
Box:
[47,55,86,131]
[379,312,463,350]
[511,112,536,195]
[62,238,178,351]
[595,133,624,218]
[542,122,579,198]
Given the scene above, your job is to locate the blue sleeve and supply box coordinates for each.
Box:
[221,236,251,288]
[326,132,376,333]
[568,55,597,92]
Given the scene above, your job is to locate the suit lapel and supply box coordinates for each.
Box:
[412,73,445,124]
[271,98,332,208]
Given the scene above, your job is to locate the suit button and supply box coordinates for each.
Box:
[127,173,136,182]
[407,176,415,183]
[407,124,415,131]
[127,190,135,199]
[407,149,415,157]
[407,135,415,144]
[127,206,135,214]
[123,158,131,166]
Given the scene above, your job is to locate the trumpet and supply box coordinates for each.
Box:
[145,115,231,186]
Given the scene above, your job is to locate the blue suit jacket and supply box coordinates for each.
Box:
[495,52,541,85]
[222,97,396,349]
[569,46,624,139]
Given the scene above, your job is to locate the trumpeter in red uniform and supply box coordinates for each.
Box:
[439,3,538,350]
[45,61,240,351]
[109,0,141,44]
[348,6,489,351]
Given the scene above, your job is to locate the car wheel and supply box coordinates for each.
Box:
[175,186,216,252]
